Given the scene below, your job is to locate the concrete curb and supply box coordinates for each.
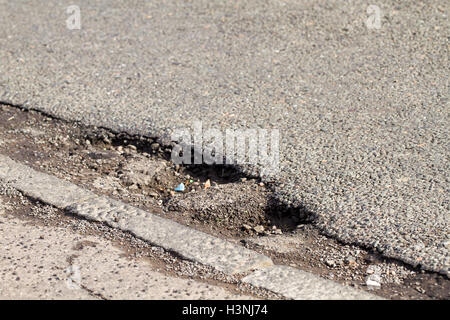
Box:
[0,155,380,299]
[243,265,380,300]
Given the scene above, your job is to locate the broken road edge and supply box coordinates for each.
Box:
[0,154,379,300]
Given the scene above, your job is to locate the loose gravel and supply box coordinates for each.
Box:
[1,104,448,299]
[0,0,448,277]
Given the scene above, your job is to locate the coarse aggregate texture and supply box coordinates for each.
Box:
[0,0,448,275]
[242,265,380,300]
[0,154,97,208]
[0,159,380,299]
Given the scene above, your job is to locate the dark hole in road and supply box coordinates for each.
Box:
[1,102,449,300]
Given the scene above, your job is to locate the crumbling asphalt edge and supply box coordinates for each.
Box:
[0,154,379,299]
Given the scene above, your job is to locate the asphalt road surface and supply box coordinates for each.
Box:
[0,1,448,276]
[0,196,252,300]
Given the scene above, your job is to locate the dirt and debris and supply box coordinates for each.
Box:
[0,182,282,300]
[0,103,449,300]
[166,182,271,231]
[0,104,299,238]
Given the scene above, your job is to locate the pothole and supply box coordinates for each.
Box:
[0,103,449,300]
[0,103,305,238]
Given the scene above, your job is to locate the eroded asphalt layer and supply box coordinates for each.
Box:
[0,1,448,275]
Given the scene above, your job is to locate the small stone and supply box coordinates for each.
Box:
[204,179,211,189]
[273,228,282,235]
[253,225,265,233]
[366,265,381,275]
[148,191,159,198]
[242,224,252,231]
[129,184,139,190]
[325,260,336,268]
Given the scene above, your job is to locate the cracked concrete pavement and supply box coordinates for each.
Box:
[0,0,448,276]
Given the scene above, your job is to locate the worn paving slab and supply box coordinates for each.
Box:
[243,265,380,300]
[0,200,252,300]
[0,0,448,275]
